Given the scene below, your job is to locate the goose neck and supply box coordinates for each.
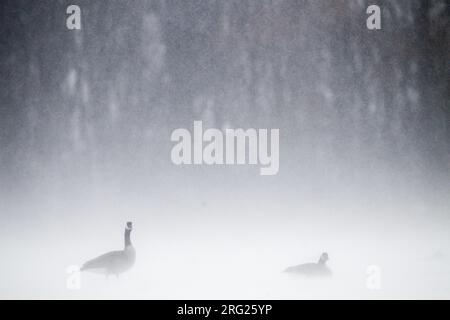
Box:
[124,228,132,248]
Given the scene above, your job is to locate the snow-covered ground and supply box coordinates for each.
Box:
[1,197,449,299]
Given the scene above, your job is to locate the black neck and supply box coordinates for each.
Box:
[125,228,132,247]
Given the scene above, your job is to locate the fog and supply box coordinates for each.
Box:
[0,0,449,299]
[2,181,449,299]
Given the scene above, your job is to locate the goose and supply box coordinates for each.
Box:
[81,221,136,277]
[284,252,332,277]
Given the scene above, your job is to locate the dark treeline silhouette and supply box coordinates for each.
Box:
[0,0,448,209]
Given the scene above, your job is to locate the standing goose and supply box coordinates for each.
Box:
[284,252,332,277]
[81,222,136,277]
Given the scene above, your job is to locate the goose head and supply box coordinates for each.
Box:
[318,252,329,264]
[124,221,133,248]
[126,221,133,231]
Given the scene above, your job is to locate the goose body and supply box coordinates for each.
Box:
[81,222,135,276]
[284,252,332,277]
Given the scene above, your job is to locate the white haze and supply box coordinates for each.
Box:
[1,185,449,300]
[0,0,448,300]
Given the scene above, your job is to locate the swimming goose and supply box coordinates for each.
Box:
[81,222,136,277]
[284,252,332,277]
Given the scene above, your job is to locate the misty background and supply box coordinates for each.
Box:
[0,0,449,299]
